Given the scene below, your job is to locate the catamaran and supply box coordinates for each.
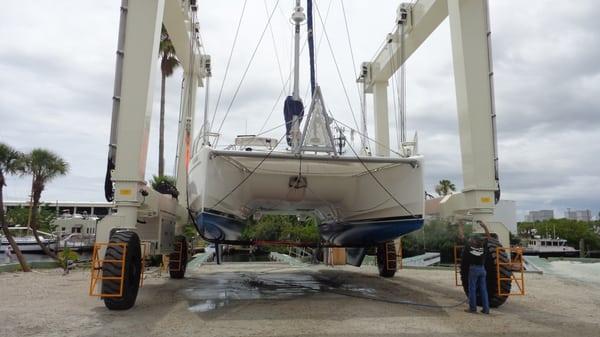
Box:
[187,0,424,269]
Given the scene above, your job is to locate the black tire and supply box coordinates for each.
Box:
[102,231,141,310]
[169,236,188,279]
[460,237,511,308]
[377,241,397,278]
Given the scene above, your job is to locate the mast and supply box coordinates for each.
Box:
[284,1,306,149]
[291,0,305,100]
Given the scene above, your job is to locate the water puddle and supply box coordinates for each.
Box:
[183,271,376,314]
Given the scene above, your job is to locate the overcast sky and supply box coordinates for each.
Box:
[1,1,599,221]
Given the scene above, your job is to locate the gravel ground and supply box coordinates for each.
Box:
[1,261,599,337]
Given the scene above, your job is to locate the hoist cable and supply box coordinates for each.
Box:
[339,0,364,121]
[313,0,360,132]
[209,0,248,135]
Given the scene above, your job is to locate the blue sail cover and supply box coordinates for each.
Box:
[307,0,316,97]
[284,96,304,146]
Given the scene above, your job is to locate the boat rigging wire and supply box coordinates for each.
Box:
[263,0,286,89]
[330,117,404,158]
[301,0,333,102]
[211,132,287,209]
[215,0,281,147]
[313,0,360,132]
[339,0,364,124]
[330,118,416,218]
[208,0,248,136]
[260,1,333,135]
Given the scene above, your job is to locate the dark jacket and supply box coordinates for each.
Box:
[463,242,485,266]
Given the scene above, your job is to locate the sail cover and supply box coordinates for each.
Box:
[284,96,304,146]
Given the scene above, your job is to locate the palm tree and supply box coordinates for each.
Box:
[435,179,456,197]
[158,25,180,177]
[21,149,68,259]
[0,143,30,271]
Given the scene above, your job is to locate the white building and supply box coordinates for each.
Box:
[3,201,113,218]
[565,209,592,222]
[525,210,554,222]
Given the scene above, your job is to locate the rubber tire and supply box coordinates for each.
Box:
[376,241,397,278]
[169,237,188,279]
[102,231,142,310]
[460,237,511,308]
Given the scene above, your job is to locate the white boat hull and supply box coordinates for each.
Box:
[188,147,424,246]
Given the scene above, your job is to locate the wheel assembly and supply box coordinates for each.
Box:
[460,236,512,308]
[169,236,188,279]
[102,231,142,310]
[376,241,397,278]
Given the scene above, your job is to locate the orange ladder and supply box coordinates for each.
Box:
[453,245,464,286]
[496,246,526,296]
[89,241,149,297]
[169,241,185,272]
[384,241,397,271]
[89,243,127,298]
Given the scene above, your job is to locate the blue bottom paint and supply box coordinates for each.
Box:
[195,211,423,247]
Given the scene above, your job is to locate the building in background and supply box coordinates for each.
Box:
[3,201,113,219]
[564,209,592,222]
[525,210,554,222]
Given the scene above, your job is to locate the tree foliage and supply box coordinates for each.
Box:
[401,219,472,263]
[241,215,320,243]
[435,179,456,196]
[150,175,179,198]
[6,204,57,232]
[518,218,600,250]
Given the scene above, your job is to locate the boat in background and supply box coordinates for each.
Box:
[0,226,56,253]
[52,212,98,251]
[523,236,579,257]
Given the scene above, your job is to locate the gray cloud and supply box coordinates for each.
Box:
[1,0,599,221]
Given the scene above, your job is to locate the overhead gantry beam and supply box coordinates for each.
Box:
[359,0,501,235]
[163,0,209,85]
[363,0,448,92]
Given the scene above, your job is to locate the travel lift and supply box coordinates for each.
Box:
[90,0,209,310]
[358,0,519,307]
[91,0,520,310]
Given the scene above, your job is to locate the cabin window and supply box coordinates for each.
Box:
[541,241,546,246]
[62,227,66,231]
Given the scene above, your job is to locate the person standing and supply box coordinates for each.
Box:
[464,236,490,314]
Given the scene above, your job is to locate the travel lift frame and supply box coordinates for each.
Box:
[90,0,210,310]
[358,0,504,242]
[358,0,518,307]
[91,0,513,310]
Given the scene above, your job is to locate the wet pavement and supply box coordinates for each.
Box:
[179,262,458,321]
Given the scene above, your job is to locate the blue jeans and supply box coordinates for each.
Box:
[468,265,490,313]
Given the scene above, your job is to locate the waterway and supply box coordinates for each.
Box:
[0,252,91,265]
